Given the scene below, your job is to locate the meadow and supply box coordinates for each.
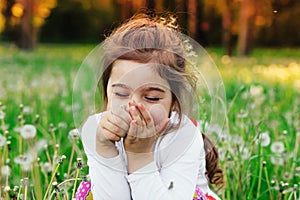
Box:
[0,43,299,199]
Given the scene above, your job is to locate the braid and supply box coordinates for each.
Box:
[202,133,224,187]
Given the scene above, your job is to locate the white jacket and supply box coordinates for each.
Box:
[81,113,221,200]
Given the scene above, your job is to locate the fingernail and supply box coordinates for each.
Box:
[129,106,135,111]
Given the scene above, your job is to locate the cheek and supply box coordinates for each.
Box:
[149,104,168,126]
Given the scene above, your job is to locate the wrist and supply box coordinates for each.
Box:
[126,152,154,174]
[96,140,118,158]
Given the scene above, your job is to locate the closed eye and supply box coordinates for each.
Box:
[114,93,129,98]
[145,96,160,102]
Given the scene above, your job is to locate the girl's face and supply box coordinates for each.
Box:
[106,59,173,125]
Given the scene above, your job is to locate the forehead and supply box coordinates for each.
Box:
[109,59,170,90]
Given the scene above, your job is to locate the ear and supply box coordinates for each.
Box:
[169,101,179,117]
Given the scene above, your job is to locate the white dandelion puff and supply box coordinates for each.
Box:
[270,155,284,166]
[250,85,264,97]
[68,128,79,140]
[239,146,250,160]
[13,126,21,133]
[58,122,67,129]
[270,141,285,154]
[14,154,33,166]
[4,186,10,192]
[237,109,248,118]
[0,134,6,147]
[42,162,52,173]
[256,131,271,147]
[22,106,32,114]
[296,166,300,176]
[1,165,11,176]
[0,110,5,119]
[20,124,37,139]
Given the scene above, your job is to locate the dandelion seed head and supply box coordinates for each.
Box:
[35,139,47,152]
[271,180,276,186]
[256,131,271,147]
[22,106,32,114]
[296,166,300,175]
[231,135,244,145]
[239,146,250,160]
[52,181,58,186]
[42,162,52,173]
[1,165,11,176]
[13,186,19,192]
[14,154,33,166]
[68,128,79,140]
[0,134,6,147]
[20,124,36,139]
[4,185,10,192]
[237,109,248,118]
[0,110,5,119]
[282,130,288,135]
[13,126,21,133]
[58,122,67,129]
[271,155,284,166]
[271,141,285,154]
[250,85,264,97]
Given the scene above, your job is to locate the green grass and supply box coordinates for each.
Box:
[0,43,299,199]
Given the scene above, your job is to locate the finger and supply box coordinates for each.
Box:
[101,128,121,142]
[127,120,137,138]
[129,106,143,126]
[136,103,153,126]
[102,119,127,138]
[108,112,129,135]
[111,107,132,125]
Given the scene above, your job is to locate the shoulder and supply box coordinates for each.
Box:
[79,112,103,154]
[154,114,204,167]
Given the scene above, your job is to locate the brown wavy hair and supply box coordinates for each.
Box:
[99,11,223,187]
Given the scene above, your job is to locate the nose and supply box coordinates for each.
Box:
[130,93,142,104]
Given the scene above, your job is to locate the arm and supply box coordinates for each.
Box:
[126,118,204,200]
[80,114,131,200]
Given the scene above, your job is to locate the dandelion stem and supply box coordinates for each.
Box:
[289,131,300,180]
[67,143,75,178]
[31,160,42,200]
[256,148,263,199]
[45,147,52,166]
[263,165,273,200]
[43,163,60,200]
[17,184,22,200]
[24,182,28,200]
[71,167,80,199]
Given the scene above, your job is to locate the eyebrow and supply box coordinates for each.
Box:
[143,86,166,93]
[111,83,131,89]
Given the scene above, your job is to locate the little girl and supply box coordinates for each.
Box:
[78,12,223,200]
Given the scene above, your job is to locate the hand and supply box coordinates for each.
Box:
[124,101,170,154]
[96,108,131,158]
[124,101,169,173]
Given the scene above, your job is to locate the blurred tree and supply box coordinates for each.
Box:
[40,0,117,43]
[203,0,274,56]
[0,1,6,33]
[236,0,255,56]
[3,0,57,50]
[188,0,197,39]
